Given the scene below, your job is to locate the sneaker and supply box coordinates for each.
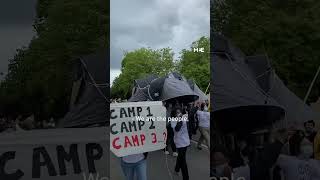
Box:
[172,152,178,157]
[165,151,170,155]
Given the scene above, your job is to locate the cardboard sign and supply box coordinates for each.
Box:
[0,127,109,180]
[110,101,167,157]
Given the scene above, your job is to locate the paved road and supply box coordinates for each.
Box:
[110,134,209,180]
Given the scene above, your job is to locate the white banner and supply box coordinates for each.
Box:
[0,127,109,180]
[110,101,167,157]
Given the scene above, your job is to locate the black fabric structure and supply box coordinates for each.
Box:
[129,72,201,104]
[58,50,109,127]
[211,34,318,133]
[187,80,208,102]
[212,34,319,133]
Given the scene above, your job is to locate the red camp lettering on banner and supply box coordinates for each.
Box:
[140,134,145,145]
[124,136,133,148]
[132,135,140,146]
[151,133,157,144]
[112,137,121,149]
[112,134,149,150]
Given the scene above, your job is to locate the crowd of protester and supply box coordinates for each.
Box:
[211,120,320,180]
[119,100,210,180]
[0,116,56,133]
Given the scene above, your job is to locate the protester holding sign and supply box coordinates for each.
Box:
[187,102,199,140]
[110,102,166,156]
[164,103,177,156]
[120,153,147,180]
[171,108,190,180]
[211,146,233,179]
[110,101,167,180]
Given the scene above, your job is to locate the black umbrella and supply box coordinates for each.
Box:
[129,72,199,104]
[58,50,109,127]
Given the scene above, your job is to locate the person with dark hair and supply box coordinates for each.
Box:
[171,107,190,180]
[275,130,320,180]
[164,102,178,157]
[210,129,291,180]
[288,130,306,156]
[187,102,199,140]
[211,146,233,179]
[196,103,210,150]
[182,105,188,115]
[304,120,317,143]
[230,137,253,168]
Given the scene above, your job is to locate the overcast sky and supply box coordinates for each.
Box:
[110,0,210,85]
[0,0,37,80]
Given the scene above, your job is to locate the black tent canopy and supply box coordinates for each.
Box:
[212,34,319,133]
[58,50,109,127]
[212,34,285,133]
[129,72,203,104]
[246,55,318,129]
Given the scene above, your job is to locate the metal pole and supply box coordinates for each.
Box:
[304,64,320,103]
[205,83,210,95]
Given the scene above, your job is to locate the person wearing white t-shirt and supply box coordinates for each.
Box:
[277,154,320,180]
[120,153,147,180]
[276,131,320,180]
[196,103,210,150]
[171,108,190,180]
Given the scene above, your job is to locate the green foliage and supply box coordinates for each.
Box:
[177,36,210,92]
[211,0,232,34]
[213,0,320,103]
[111,48,175,99]
[112,36,210,99]
[0,0,108,119]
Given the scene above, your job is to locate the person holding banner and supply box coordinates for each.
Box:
[120,153,148,180]
[188,102,199,140]
[171,108,190,180]
[164,122,178,156]
[164,103,178,156]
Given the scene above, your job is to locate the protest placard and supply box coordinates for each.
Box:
[0,127,109,180]
[110,101,167,157]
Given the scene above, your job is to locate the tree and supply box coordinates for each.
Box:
[0,0,109,120]
[111,36,210,99]
[111,48,175,99]
[213,0,320,103]
[211,0,232,34]
[177,36,210,92]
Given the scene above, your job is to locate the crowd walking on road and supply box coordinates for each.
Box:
[211,120,320,180]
